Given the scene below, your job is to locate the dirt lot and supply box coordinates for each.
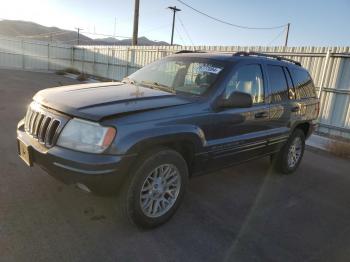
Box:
[1,69,349,262]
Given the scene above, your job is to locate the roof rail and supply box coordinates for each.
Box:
[175,50,206,54]
[234,51,301,66]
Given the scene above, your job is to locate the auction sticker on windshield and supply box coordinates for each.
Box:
[197,64,223,74]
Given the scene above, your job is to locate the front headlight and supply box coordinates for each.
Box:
[57,118,116,153]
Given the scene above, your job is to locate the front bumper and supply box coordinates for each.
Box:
[17,120,136,195]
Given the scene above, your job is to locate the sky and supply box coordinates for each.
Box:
[1,0,350,46]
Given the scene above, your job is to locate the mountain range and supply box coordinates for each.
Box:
[0,19,170,46]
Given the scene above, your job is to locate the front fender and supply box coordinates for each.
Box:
[109,124,207,155]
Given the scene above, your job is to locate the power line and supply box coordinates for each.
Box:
[177,15,194,46]
[83,31,130,39]
[176,0,287,30]
[267,27,286,46]
[175,26,186,45]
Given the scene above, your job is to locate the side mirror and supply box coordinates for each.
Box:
[218,91,253,108]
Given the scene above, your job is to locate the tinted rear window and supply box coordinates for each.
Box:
[290,68,316,99]
[267,65,289,102]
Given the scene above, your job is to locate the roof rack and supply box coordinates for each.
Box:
[173,50,302,66]
[234,51,301,66]
[175,50,206,54]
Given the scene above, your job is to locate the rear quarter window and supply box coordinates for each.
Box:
[290,68,316,99]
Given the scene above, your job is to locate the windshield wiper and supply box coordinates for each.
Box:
[140,80,175,94]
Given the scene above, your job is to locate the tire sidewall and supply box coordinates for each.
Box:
[280,129,305,174]
[124,148,188,228]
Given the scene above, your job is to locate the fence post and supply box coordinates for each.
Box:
[93,46,96,76]
[71,46,74,69]
[125,47,130,77]
[21,40,25,69]
[47,43,50,71]
[318,49,331,98]
[106,47,110,79]
[82,48,85,73]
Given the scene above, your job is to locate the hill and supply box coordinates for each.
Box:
[0,19,170,46]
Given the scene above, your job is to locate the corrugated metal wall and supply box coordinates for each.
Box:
[0,37,349,139]
[0,37,72,71]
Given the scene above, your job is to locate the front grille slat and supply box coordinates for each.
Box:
[44,120,60,146]
[24,108,32,130]
[33,114,44,137]
[30,112,39,134]
[26,109,34,131]
[39,116,51,143]
[24,103,67,148]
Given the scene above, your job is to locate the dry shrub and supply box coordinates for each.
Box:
[55,70,66,75]
[77,73,88,81]
[326,140,350,158]
[65,67,80,75]
[95,76,112,82]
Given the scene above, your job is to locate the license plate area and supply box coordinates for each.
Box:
[17,139,33,166]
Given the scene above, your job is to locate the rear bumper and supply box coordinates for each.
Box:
[17,121,136,195]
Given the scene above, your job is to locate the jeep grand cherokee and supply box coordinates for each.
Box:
[17,51,319,228]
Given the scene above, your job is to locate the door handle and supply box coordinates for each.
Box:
[291,106,300,112]
[255,111,268,119]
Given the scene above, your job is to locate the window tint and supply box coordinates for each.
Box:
[224,64,264,104]
[267,65,289,102]
[284,68,296,100]
[290,68,316,99]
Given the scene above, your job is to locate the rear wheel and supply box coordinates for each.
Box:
[119,148,188,228]
[272,129,305,174]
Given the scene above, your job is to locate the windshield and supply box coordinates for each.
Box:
[127,57,225,95]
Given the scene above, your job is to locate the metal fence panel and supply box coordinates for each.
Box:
[0,36,349,138]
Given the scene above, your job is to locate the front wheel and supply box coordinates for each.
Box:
[272,129,305,174]
[119,148,188,228]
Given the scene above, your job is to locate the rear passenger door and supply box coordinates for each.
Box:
[265,64,297,149]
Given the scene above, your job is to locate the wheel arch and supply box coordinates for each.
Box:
[130,134,201,176]
[292,122,311,138]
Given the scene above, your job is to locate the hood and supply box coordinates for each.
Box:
[33,82,192,121]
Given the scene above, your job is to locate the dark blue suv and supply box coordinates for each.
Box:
[17,51,319,228]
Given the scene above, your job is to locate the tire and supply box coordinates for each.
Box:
[272,129,305,174]
[119,147,189,228]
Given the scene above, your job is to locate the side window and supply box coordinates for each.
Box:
[290,68,316,99]
[224,64,264,104]
[267,65,289,103]
[284,67,296,100]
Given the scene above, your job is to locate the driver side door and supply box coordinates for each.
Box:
[206,63,272,169]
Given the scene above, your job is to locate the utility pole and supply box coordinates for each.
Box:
[284,23,290,47]
[132,0,140,45]
[75,27,83,45]
[168,6,181,45]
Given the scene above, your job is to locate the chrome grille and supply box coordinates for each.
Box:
[24,102,68,147]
